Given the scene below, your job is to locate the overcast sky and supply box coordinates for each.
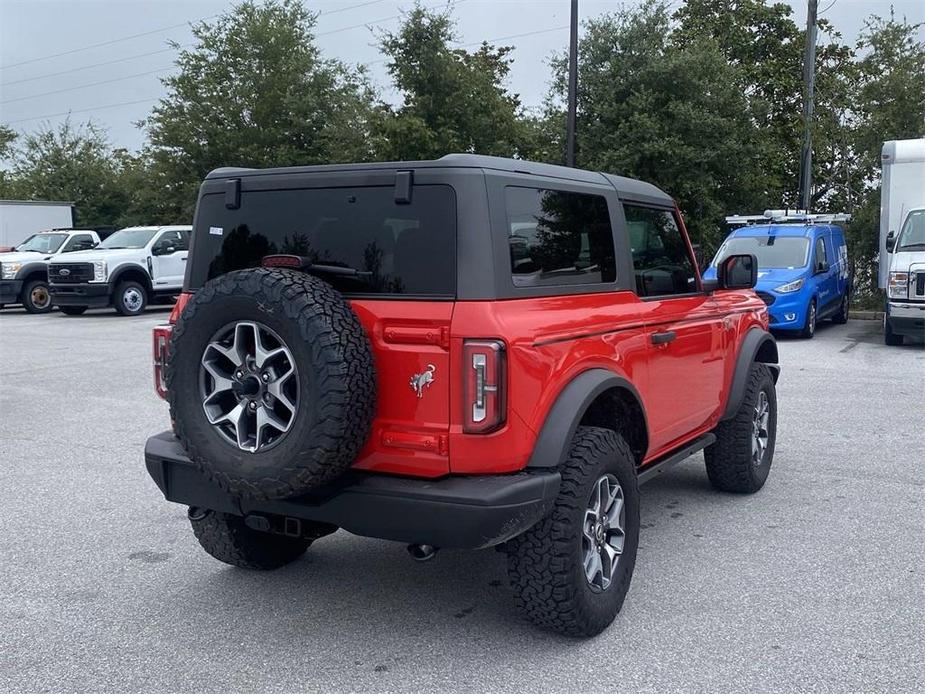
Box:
[1,0,923,153]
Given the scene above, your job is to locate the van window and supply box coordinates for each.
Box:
[624,205,696,296]
[897,209,925,251]
[188,186,456,296]
[814,237,827,269]
[504,187,616,287]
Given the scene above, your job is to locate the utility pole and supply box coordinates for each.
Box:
[797,0,818,211]
[565,0,578,167]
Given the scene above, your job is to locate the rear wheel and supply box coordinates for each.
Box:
[22,280,53,314]
[705,363,776,493]
[831,291,849,324]
[59,306,88,316]
[506,426,640,637]
[799,299,817,338]
[189,508,312,570]
[114,280,148,316]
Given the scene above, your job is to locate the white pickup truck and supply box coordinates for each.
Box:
[0,229,100,313]
[48,225,191,316]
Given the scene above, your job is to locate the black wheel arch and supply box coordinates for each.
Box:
[109,264,152,293]
[527,369,649,469]
[721,327,780,421]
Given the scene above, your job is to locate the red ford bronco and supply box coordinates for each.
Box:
[146,155,779,636]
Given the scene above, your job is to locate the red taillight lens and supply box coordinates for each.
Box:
[168,291,192,324]
[463,339,506,434]
[153,324,173,400]
[262,254,304,268]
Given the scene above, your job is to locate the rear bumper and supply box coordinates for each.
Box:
[0,279,22,304]
[49,282,110,307]
[144,431,560,549]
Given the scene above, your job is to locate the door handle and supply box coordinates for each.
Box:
[651,330,677,345]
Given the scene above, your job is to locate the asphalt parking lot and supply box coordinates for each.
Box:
[1,307,923,694]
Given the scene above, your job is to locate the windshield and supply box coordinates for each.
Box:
[713,235,810,269]
[99,228,157,249]
[897,210,925,250]
[16,233,67,253]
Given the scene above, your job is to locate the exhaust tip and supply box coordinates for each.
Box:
[407,543,438,562]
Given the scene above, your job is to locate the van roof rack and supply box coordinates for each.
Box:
[725,210,851,225]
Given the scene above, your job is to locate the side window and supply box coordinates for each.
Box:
[62,234,94,252]
[624,205,697,297]
[505,186,616,288]
[814,237,827,269]
[175,230,190,251]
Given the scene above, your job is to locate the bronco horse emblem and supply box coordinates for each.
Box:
[410,364,436,399]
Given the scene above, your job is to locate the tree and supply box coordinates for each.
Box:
[547,2,768,251]
[141,0,378,221]
[2,119,128,227]
[375,5,528,160]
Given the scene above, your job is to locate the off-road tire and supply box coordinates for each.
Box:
[506,426,640,637]
[22,279,53,314]
[884,317,903,346]
[190,509,310,570]
[167,268,376,501]
[114,280,148,316]
[831,291,849,324]
[705,363,776,493]
[59,306,88,316]
[799,298,816,338]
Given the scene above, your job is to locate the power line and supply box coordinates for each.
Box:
[1,46,179,88]
[1,66,174,105]
[6,97,161,125]
[0,0,387,73]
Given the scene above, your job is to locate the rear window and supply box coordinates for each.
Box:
[188,185,456,296]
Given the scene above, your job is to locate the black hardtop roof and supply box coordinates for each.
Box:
[205,154,673,206]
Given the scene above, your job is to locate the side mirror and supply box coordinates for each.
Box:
[717,253,758,290]
[152,243,176,256]
[886,231,896,253]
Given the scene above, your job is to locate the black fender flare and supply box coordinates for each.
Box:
[17,261,50,283]
[721,328,780,420]
[108,264,153,293]
[526,369,648,468]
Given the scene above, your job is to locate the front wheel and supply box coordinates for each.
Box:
[22,280,53,314]
[114,280,147,316]
[705,363,777,493]
[799,299,817,339]
[506,426,640,637]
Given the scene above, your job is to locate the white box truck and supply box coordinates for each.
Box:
[880,138,925,345]
[0,200,74,250]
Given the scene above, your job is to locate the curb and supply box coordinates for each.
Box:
[848,310,884,321]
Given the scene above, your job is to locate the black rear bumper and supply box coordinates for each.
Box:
[145,431,560,549]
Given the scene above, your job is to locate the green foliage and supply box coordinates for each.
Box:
[140,0,378,220]
[1,119,128,228]
[375,5,527,160]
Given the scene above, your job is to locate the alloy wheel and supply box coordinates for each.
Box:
[199,321,299,452]
[582,474,626,592]
[752,390,770,466]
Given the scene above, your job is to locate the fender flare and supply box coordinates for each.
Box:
[17,261,50,283]
[526,369,648,468]
[721,327,780,420]
[108,264,153,292]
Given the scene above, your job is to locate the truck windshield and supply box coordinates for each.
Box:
[713,236,810,269]
[16,233,67,253]
[98,228,157,249]
[897,210,925,250]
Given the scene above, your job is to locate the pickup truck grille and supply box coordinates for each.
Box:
[49,263,94,283]
[756,291,775,306]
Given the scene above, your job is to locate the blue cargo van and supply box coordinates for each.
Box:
[703,216,851,338]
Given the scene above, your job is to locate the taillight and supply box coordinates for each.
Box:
[153,324,172,400]
[153,292,192,399]
[463,340,506,434]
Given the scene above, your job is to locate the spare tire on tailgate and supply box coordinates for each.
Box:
[167,267,376,500]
